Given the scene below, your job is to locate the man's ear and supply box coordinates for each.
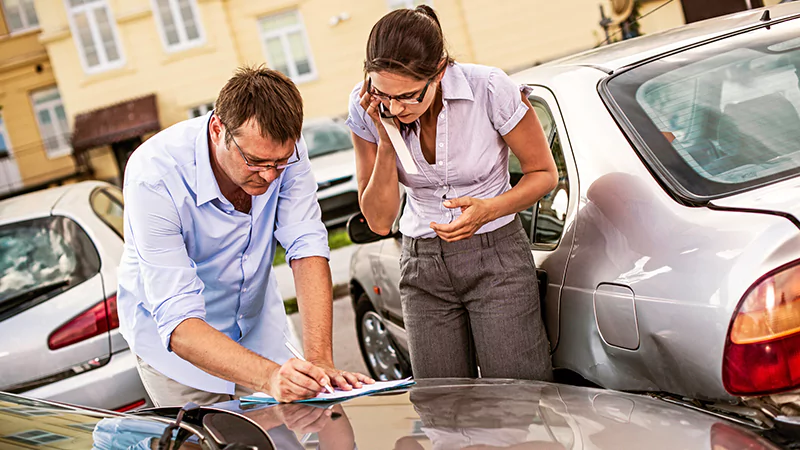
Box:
[209,115,223,141]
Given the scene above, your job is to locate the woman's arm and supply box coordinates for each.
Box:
[430,93,557,242]
[491,93,558,217]
[352,84,402,235]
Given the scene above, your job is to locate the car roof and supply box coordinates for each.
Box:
[539,2,800,73]
[0,181,110,224]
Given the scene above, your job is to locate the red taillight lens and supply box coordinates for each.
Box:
[723,262,800,396]
[48,294,119,351]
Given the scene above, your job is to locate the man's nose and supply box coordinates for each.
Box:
[259,169,279,183]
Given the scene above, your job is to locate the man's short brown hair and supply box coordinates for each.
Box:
[215,65,303,144]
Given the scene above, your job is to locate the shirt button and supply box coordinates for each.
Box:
[438,143,444,148]
[242,287,247,293]
[439,112,445,119]
[239,314,244,319]
[243,255,248,261]
[438,161,444,166]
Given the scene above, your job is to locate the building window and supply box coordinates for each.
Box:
[151,0,204,51]
[4,430,69,446]
[0,113,23,195]
[258,10,316,83]
[2,0,39,33]
[65,0,124,73]
[188,101,214,119]
[32,87,72,159]
[387,0,431,10]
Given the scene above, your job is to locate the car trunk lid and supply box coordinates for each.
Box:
[0,273,112,392]
[708,177,800,229]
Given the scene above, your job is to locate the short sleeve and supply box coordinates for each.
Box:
[487,68,531,136]
[345,82,379,144]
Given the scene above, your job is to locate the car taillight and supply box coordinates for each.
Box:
[723,261,800,396]
[48,294,119,351]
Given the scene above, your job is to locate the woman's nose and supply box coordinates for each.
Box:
[389,99,404,116]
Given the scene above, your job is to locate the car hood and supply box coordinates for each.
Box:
[309,149,355,186]
[220,379,779,449]
[708,176,800,229]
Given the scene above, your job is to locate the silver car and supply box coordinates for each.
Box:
[0,181,148,411]
[303,117,360,227]
[348,3,800,419]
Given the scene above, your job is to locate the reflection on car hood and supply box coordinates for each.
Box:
[223,379,779,449]
[0,392,173,449]
[708,176,800,229]
[309,149,355,186]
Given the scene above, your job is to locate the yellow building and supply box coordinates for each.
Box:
[0,2,77,197]
[5,0,689,191]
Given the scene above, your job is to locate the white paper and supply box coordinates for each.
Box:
[380,116,419,175]
[243,378,414,404]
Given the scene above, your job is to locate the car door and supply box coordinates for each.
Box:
[0,215,109,392]
[508,87,579,351]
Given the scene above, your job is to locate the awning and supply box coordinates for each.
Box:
[71,94,160,152]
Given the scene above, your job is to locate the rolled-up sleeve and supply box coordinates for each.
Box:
[124,180,206,350]
[345,82,378,144]
[487,68,531,136]
[274,137,330,264]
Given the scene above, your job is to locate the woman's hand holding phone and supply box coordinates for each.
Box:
[358,81,396,147]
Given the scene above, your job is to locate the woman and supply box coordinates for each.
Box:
[345,6,557,380]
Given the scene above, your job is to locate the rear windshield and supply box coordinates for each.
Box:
[0,216,100,320]
[302,121,353,158]
[605,20,800,199]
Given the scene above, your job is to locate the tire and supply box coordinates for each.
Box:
[354,293,412,381]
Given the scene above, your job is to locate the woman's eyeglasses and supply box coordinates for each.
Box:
[367,77,434,105]
[226,128,300,172]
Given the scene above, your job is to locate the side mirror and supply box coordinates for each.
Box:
[347,212,392,244]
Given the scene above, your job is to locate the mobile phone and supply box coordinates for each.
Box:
[379,102,396,119]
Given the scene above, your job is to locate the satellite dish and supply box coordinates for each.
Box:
[605,0,635,25]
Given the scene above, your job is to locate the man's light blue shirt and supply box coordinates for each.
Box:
[117,112,329,394]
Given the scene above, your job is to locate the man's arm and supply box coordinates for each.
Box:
[170,318,329,400]
[291,256,333,364]
[275,138,373,389]
[125,181,329,402]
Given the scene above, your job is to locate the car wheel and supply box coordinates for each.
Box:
[355,294,411,381]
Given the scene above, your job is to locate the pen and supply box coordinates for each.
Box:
[284,341,335,394]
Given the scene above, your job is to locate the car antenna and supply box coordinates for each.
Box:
[760,10,770,22]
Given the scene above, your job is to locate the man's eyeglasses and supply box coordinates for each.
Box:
[226,129,300,172]
[367,77,434,105]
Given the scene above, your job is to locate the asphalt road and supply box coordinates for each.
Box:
[288,294,370,376]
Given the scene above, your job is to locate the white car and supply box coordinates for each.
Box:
[303,118,360,227]
[0,181,148,410]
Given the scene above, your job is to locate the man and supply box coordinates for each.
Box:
[117,66,372,406]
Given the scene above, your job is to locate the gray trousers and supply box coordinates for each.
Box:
[399,216,552,381]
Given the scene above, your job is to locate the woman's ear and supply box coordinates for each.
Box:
[436,66,446,83]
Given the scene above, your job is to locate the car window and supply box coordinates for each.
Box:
[302,121,353,158]
[90,187,124,238]
[0,216,100,321]
[605,22,800,198]
[509,98,570,249]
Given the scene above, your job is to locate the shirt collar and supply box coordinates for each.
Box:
[195,112,225,207]
[441,63,474,102]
